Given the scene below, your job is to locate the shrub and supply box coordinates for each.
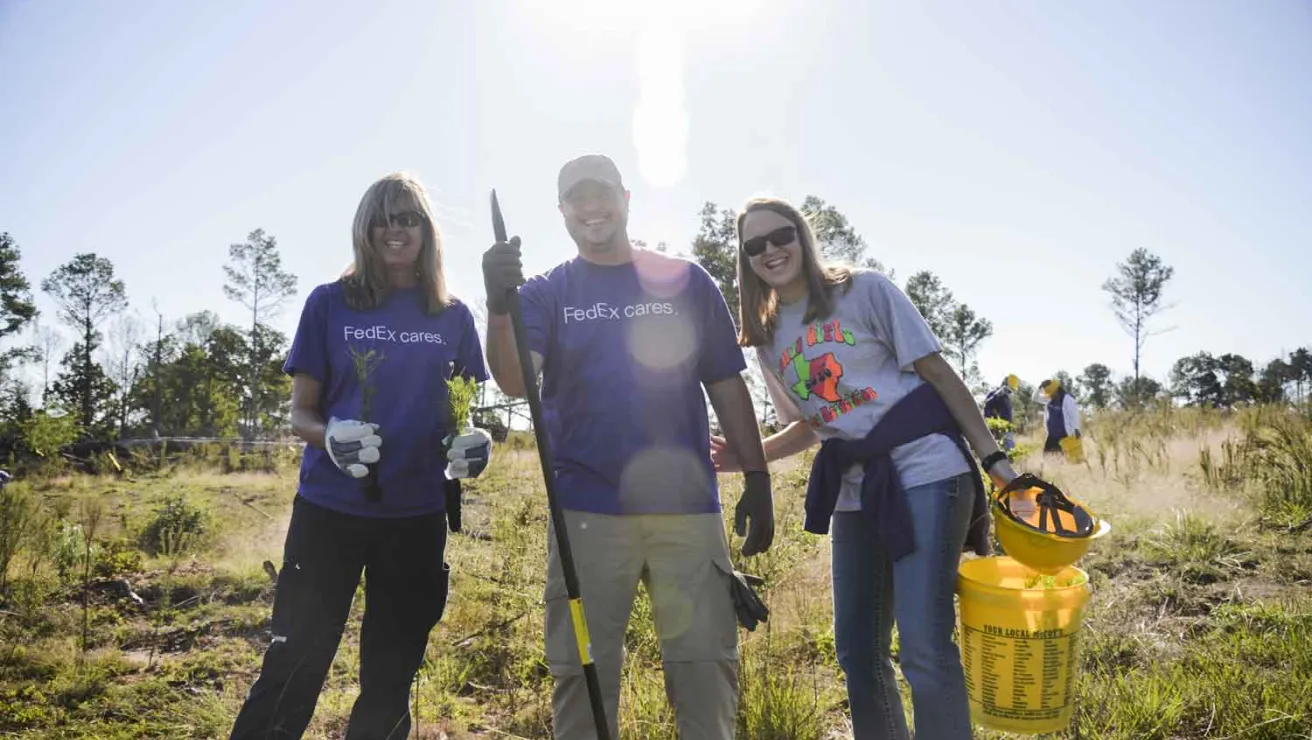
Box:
[1248,417,1312,530]
[0,479,35,591]
[54,520,96,585]
[94,539,145,578]
[18,410,81,460]
[139,496,209,557]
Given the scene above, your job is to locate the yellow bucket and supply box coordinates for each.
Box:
[957,556,1090,734]
[1060,436,1086,464]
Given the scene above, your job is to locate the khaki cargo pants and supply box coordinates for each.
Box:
[545,509,740,739]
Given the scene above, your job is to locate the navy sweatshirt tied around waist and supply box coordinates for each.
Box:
[803,382,993,562]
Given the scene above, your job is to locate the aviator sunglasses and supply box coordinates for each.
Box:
[369,210,425,230]
[741,225,798,257]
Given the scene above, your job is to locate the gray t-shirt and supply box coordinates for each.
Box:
[760,270,970,511]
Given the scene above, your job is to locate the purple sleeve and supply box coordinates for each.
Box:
[694,265,747,384]
[453,302,489,383]
[518,274,553,359]
[283,285,331,382]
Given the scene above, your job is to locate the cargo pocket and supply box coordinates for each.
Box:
[265,553,349,656]
[659,554,739,662]
[431,560,452,626]
[403,554,452,636]
[710,556,745,652]
[543,533,581,675]
[266,556,305,646]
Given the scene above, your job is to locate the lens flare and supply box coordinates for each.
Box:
[632,23,688,187]
[627,311,696,371]
[619,445,713,512]
[519,0,770,185]
[634,253,692,298]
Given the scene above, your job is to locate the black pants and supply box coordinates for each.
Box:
[230,496,450,740]
[1044,434,1066,454]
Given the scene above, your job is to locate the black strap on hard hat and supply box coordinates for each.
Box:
[997,473,1096,538]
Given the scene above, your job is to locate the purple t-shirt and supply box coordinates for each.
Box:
[518,251,746,515]
[284,281,488,518]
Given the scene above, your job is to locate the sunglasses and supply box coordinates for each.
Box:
[741,225,798,257]
[369,210,424,230]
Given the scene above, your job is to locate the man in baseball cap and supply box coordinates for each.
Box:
[481,154,773,738]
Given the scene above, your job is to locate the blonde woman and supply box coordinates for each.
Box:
[230,172,491,739]
[712,197,1018,739]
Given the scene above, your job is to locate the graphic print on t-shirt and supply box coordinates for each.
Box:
[791,351,844,402]
[342,323,446,345]
[776,317,878,428]
[283,283,489,519]
[516,254,746,515]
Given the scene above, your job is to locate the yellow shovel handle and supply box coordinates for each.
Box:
[569,598,594,666]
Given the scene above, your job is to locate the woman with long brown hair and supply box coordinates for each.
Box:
[229,172,491,739]
[713,196,1020,739]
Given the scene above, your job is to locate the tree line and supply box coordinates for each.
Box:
[0,230,297,458]
[1,206,1308,458]
[671,204,1309,420]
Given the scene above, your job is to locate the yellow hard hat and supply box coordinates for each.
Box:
[1006,374,1019,390]
[992,474,1110,574]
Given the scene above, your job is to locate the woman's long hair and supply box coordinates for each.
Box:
[736,197,854,347]
[342,171,450,314]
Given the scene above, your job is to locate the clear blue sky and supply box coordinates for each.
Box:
[2,0,1309,393]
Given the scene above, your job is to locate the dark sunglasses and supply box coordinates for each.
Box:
[369,210,424,230]
[741,225,798,257]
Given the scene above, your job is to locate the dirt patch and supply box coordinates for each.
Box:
[136,582,201,607]
[119,615,264,655]
[1210,576,1303,604]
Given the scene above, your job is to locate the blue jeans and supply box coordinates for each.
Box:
[831,473,975,740]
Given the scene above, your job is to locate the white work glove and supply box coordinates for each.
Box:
[325,417,382,478]
[443,428,492,480]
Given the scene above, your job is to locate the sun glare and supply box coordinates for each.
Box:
[520,0,768,187]
[632,23,688,187]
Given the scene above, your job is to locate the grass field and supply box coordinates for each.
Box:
[0,406,1309,739]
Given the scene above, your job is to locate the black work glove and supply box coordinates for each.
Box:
[729,570,769,631]
[482,236,525,316]
[734,471,775,557]
[444,477,462,533]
